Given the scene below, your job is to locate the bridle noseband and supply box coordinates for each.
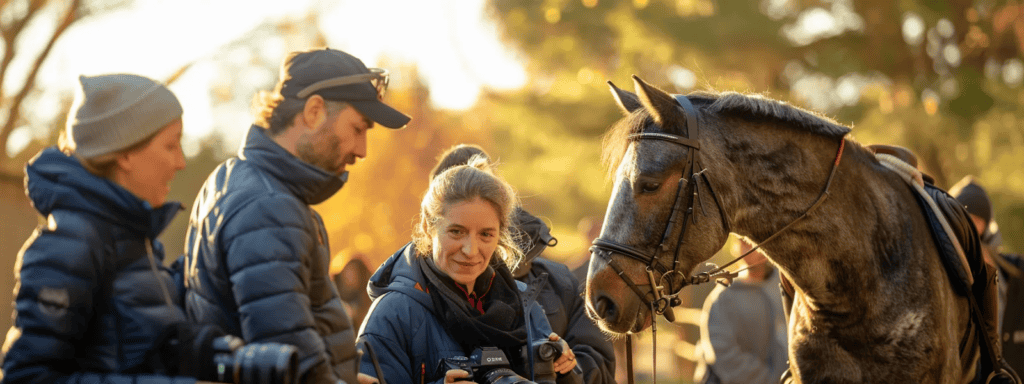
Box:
[589,94,847,322]
[587,93,845,384]
[590,95,732,323]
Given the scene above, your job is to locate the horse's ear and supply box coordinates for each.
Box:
[633,75,685,131]
[608,81,641,114]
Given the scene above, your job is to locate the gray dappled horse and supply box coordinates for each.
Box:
[584,76,981,383]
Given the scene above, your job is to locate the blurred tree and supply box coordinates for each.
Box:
[0,0,132,178]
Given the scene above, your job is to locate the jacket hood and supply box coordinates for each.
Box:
[511,208,557,278]
[513,208,557,263]
[367,243,436,312]
[24,147,180,238]
[239,125,347,205]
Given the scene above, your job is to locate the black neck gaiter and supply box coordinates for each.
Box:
[418,256,529,360]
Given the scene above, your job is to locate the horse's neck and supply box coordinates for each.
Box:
[729,139,910,308]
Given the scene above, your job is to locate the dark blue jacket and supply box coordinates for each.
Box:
[514,209,616,384]
[184,126,357,384]
[356,244,554,384]
[2,147,193,384]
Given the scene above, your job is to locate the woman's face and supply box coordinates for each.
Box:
[116,119,186,207]
[432,197,501,288]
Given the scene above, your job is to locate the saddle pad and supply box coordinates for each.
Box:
[914,182,985,296]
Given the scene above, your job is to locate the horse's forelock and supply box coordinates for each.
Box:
[601,110,650,180]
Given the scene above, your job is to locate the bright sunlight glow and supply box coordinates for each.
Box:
[16,0,526,156]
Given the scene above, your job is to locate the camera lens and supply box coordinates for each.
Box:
[537,342,558,362]
[235,343,299,384]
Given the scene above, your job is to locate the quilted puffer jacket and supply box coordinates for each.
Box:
[2,147,194,384]
[184,125,357,384]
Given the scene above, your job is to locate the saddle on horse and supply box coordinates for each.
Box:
[778,145,1019,384]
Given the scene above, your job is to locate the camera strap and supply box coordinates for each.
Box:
[361,341,389,384]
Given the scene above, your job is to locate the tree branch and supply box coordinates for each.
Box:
[0,0,48,97]
[0,0,80,159]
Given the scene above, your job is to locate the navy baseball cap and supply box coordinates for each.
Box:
[277,48,410,129]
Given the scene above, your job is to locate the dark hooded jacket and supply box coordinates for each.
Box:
[184,126,356,384]
[997,253,1024,376]
[2,147,194,384]
[356,244,555,384]
[513,209,616,384]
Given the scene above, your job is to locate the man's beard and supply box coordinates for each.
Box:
[296,119,344,174]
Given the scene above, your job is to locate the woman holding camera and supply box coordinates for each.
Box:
[357,157,577,384]
[1,74,207,383]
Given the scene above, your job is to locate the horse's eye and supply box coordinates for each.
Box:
[640,182,661,194]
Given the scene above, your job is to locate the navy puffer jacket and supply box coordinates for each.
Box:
[2,147,193,384]
[357,244,555,384]
[184,126,356,384]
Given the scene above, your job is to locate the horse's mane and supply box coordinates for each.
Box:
[601,91,852,177]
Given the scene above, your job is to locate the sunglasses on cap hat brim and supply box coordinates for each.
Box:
[296,68,389,100]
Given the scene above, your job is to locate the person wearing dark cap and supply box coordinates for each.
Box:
[423,144,615,384]
[183,48,410,384]
[1,74,204,383]
[950,175,1024,376]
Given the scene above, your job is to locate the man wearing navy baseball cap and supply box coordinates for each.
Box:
[184,48,410,384]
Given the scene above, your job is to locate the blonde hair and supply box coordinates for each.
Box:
[413,155,522,269]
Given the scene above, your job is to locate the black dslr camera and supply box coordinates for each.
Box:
[437,347,536,384]
[212,334,300,384]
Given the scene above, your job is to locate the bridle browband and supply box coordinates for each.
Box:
[589,94,847,323]
[588,94,846,384]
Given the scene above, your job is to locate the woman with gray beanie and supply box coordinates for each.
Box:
[1,73,210,383]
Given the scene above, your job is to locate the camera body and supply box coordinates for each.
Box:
[212,334,300,384]
[438,347,535,384]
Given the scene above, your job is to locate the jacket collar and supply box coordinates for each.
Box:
[238,125,347,205]
[25,147,181,239]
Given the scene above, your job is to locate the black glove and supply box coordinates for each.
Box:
[177,323,228,380]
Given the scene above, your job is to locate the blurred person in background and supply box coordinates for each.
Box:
[357,156,577,384]
[950,176,1024,375]
[333,255,373,331]
[694,238,788,384]
[1,74,213,383]
[183,47,410,384]
[428,144,615,384]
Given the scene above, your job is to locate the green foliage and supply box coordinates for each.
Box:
[483,0,1024,258]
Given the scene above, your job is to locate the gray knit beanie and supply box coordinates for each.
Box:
[66,74,183,158]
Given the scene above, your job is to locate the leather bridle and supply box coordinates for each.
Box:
[590,94,737,324]
[588,94,846,384]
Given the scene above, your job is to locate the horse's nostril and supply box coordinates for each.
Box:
[596,295,617,321]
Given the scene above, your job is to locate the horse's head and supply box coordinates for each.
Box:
[585,76,732,334]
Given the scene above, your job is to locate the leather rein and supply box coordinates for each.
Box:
[588,94,845,384]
